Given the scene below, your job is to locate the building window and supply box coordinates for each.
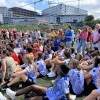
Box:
[73,20,77,23]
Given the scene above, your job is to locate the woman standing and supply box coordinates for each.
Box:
[77,26,88,57]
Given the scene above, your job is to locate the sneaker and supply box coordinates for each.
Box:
[48,71,56,78]
[69,94,76,100]
[47,71,52,76]
[6,88,16,100]
[0,92,7,100]
[51,79,56,84]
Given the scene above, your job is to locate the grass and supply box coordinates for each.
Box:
[1,76,86,100]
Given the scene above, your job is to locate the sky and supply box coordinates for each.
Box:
[0,0,100,19]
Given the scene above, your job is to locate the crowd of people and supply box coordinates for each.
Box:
[0,24,99,100]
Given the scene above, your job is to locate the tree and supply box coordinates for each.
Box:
[0,21,2,25]
[85,15,94,22]
[85,19,100,29]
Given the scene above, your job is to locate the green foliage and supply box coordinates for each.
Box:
[85,20,100,29]
[0,25,78,33]
[84,15,100,28]
[85,15,94,22]
[0,21,2,26]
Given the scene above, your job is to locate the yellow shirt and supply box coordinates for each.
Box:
[50,31,56,37]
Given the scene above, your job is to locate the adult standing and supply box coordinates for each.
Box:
[87,27,92,49]
[76,29,81,50]
[65,25,73,48]
[92,24,100,51]
[77,26,88,57]
[71,29,75,47]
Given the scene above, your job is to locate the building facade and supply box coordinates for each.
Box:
[42,4,88,24]
[0,14,3,23]
[0,4,88,25]
[0,7,9,24]
[0,7,9,17]
[42,4,88,16]
[9,7,39,17]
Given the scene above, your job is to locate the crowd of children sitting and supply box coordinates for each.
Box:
[0,26,99,100]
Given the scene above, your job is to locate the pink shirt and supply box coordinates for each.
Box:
[80,31,88,41]
[92,30,100,44]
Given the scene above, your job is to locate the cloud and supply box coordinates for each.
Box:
[0,0,35,11]
[0,0,5,5]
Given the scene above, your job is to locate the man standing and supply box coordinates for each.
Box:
[65,25,73,48]
[92,24,100,51]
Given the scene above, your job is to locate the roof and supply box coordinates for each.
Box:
[9,7,38,13]
[42,3,88,13]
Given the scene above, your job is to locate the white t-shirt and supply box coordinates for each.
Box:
[89,67,99,88]
[25,64,37,83]
[65,59,70,65]
[68,69,84,95]
[71,53,75,59]
[35,59,47,76]
[71,30,75,41]
[14,48,22,54]
[6,31,9,37]
[24,38,28,44]
[46,77,69,100]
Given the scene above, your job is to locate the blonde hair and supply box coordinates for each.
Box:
[78,29,81,33]
[69,59,79,69]
[24,54,37,72]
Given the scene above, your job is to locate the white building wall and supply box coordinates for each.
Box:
[42,5,62,15]
[60,15,86,23]
[9,15,86,25]
[0,7,9,17]
[42,4,88,16]
[0,14,3,23]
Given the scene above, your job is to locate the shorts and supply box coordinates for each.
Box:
[84,80,97,95]
[25,77,35,86]
[42,94,49,100]
[38,74,44,78]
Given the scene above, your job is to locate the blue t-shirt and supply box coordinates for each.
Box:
[53,40,61,51]
[65,30,73,42]
[60,38,65,43]
[54,40,60,47]
[17,42,22,47]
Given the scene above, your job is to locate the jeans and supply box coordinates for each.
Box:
[77,39,87,57]
[66,42,72,48]
[71,41,74,47]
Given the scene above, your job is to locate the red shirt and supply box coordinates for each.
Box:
[80,31,88,41]
[87,31,92,42]
[33,46,40,57]
[11,52,20,64]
